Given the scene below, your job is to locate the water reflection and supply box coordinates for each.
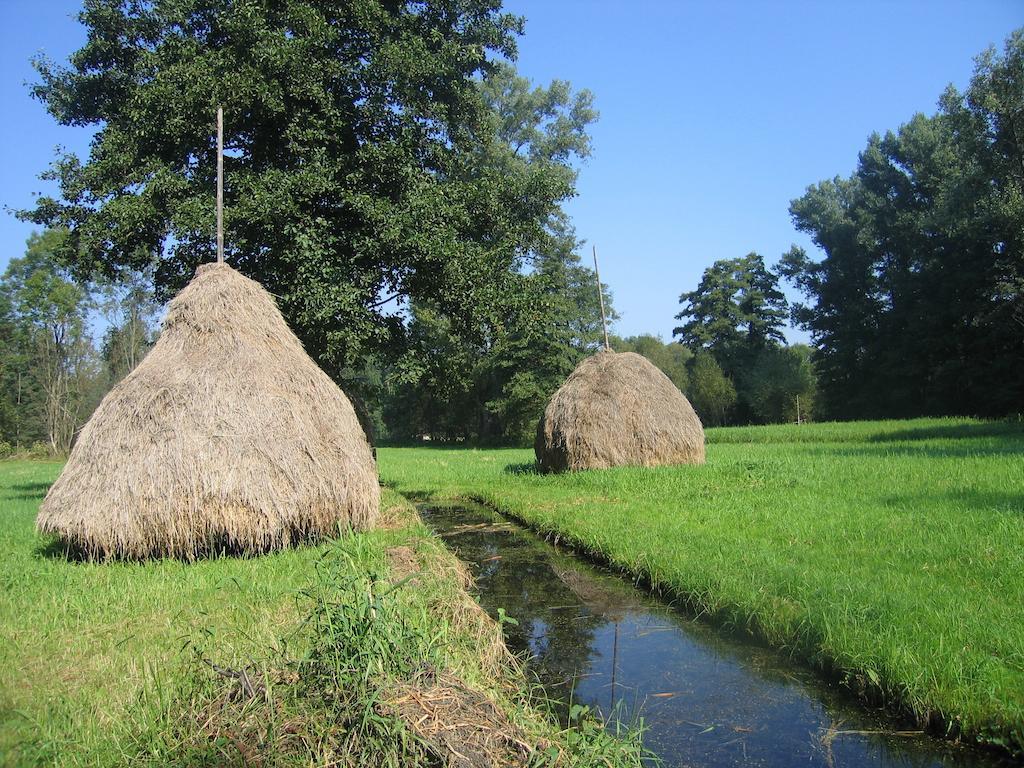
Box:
[423,504,1011,768]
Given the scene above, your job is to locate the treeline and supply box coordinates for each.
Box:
[781,32,1024,419]
[673,252,816,426]
[0,230,159,455]
[675,31,1024,424]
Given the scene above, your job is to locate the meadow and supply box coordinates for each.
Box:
[378,417,1024,755]
[0,462,641,767]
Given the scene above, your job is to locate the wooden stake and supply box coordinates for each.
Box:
[216,106,224,264]
[592,245,610,351]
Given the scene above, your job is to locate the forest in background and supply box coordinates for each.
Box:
[1,3,1020,453]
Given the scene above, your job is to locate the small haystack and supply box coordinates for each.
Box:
[535,350,705,472]
[37,263,380,559]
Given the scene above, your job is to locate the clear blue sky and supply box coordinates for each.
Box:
[1,1,1021,342]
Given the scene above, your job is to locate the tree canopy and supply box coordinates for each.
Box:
[782,30,1024,419]
[673,252,787,357]
[21,0,590,373]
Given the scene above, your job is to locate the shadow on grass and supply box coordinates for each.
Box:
[827,441,1023,460]
[882,489,1023,515]
[10,481,53,492]
[503,462,541,476]
[868,421,1024,444]
[383,487,435,503]
[32,529,333,563]
[33,537,89,562]
[1,481,53,501]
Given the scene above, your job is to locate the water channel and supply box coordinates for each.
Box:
[420,502,1015,768]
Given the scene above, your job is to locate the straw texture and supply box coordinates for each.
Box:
[37,263,379,559]
[535,350,705,472]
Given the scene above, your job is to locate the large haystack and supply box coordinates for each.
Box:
[37,263,379,559]
[535,350,705,472]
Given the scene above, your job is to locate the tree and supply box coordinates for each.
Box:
[0,231,100,453]
[0,288,27,444]
[20,0,584,374]
[673,253,788,360]
[383,245,617,445]
[743,345,816,424]
[672,252,792,424]
[383,303,490,442]
[686,351,736,427]
[375,63,605,445]
[783,30,1024,419]
[97,267,161,384]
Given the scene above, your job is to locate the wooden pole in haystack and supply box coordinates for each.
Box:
[216,106,224,264]
[593,245,610,351]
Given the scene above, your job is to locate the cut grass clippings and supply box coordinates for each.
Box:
[377,417,1024,757]
[0,461,644,767]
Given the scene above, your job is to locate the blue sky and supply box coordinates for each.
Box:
[1,1,1021,342]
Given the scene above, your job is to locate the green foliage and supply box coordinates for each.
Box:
[0,231,161,453]
[484,231,615,444]
[674,252,787,357]
[371,64,605,445]
[381,236,616,445]
[379,419,1024,757]
[741,344,816,424]
[20,0,589,373]
[96,267,161,384]
[686,350,736,427]
[672,252,809,425]
[783,29,1024,419]
[0,231,99,453]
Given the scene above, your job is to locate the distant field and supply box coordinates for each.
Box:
[378,417,1024,755]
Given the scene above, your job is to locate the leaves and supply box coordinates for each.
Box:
[19,0,564,370]
[785,29,1024,419]
[673,252,788,355]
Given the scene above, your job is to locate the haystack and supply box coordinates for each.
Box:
[535,350,705,472]
[37,263,380,559]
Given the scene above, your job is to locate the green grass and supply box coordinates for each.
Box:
[377,417,1024,755]
[0,461,643,766]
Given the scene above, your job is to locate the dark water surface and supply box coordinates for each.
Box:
[420,502,1014,768]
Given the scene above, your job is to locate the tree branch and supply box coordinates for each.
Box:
[368,292,403,309]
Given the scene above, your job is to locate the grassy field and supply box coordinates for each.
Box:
[0,461,641,767]
[378,417,1024,755]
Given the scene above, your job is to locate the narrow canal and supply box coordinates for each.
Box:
[420,502,1014,768]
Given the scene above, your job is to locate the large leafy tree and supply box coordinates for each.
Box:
[376,63,604,444]
[783,30,1024,418]
[20,0,582,372]
[673,252,788,360]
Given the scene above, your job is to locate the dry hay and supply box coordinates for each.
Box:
[37,263,379,560]
[387,669,531,768]
[535,350,705,472]
[386,545,421,586]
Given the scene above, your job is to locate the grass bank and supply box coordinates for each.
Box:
[0,461,642,766]
[377,418,1024,756]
